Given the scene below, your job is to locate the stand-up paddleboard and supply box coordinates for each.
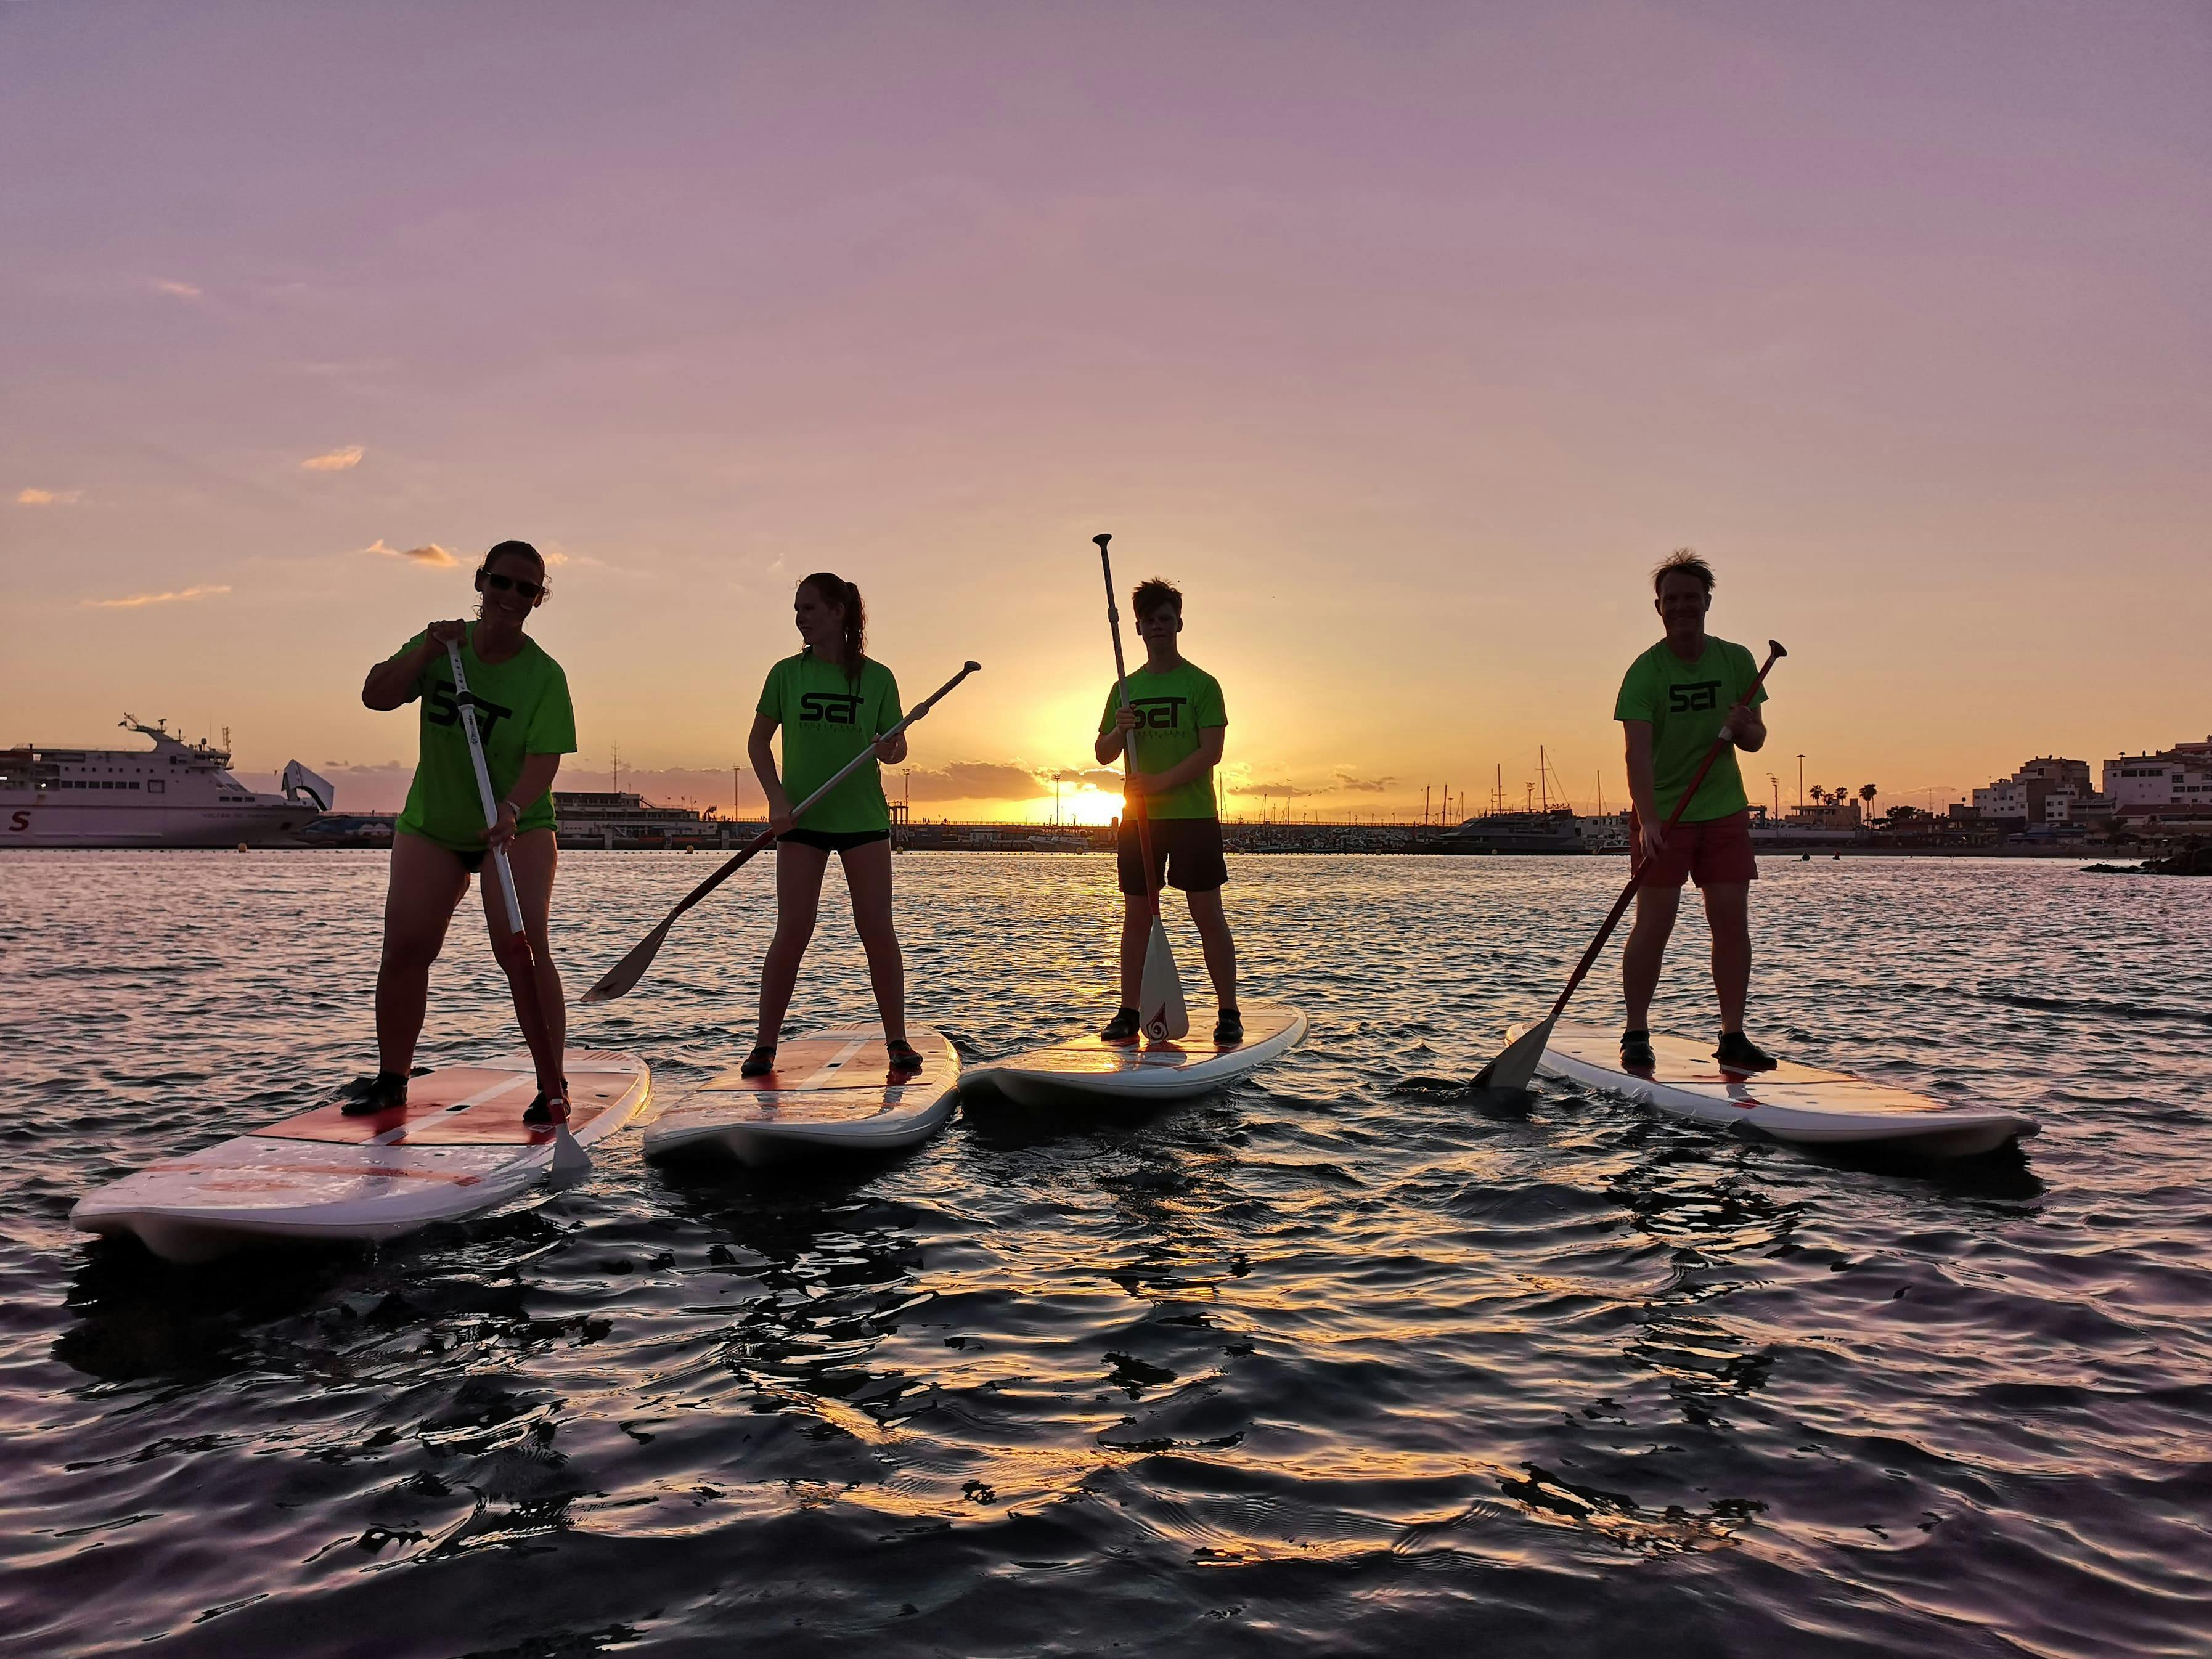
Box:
[643,1025,960,1165]
[965,1002,1307,1107]
[71,1050,650,1263]
[1512,1022,2037,1157]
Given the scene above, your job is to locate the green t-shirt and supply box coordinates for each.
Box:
[1098,659,1227,821]
[1614,635,1768,823]
[757,651,903,834]
[394,625,577,852]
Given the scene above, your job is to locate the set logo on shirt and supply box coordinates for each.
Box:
[1667,682,1721,714]
[799,691,866,725]
[428,683,515,743]
[1129,695,1189,730]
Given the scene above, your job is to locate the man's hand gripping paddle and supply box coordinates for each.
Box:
[1094,532,1190,1041]
[446,640,590,1180]
[579,661,982,1003]
[1471,640,1788,1095]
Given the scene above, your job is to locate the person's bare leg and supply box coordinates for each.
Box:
[1702,881,1752,1033]
[757,840,830,1046]
[1621,882,1681,1031]
[481,829,565,1094]
[1184,887,1238,1011]
[377,832,470,1075]
[1119,897,1148,1007]
[841,838,907,1044]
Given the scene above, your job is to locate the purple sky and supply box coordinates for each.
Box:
[6,1,2206,818]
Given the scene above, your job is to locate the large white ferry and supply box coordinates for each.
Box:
[1,717,333,849]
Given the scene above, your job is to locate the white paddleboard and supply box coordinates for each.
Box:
[643,1024,960,1165]
[966,1002,1307,1106]
[71,1049,650,1263]
[1514,1022,2037,1157]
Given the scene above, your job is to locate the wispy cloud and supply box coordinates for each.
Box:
[1332,771,1396,794]
[301,444,365,472]
[15,487,83,505]
[364,538,459,568]
[86,585,231,609]
[153,279,202,300]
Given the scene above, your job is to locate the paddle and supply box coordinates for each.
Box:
[1093,532,1190,1041]
[1471,639,1788,1094]
[446,638,590,1178]
[579,659,983,1003]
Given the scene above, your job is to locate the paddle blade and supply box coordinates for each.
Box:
[579,919,674,1005]
[1472,1016,1554,1094]
[1139,916,1190,1040]
[549,1121,592,1181]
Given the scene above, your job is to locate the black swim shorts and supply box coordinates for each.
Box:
[778,828,892,854]
[1116,815,1228,895]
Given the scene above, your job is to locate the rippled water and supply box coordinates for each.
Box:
[3,851,2208,1657]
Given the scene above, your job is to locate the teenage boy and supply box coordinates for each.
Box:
[1095,578,1241,1043]
[1615,548,1774,1072]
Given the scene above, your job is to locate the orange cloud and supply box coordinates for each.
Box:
[15,487,83,505]
[86,585,231,609]
[364,539,458,568]
[153,279,202,299]
[301,445,365,471]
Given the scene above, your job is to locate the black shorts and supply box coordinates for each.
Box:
[1117,815,1228,895]
[778,828,891,854]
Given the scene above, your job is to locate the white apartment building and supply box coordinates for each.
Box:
[2102,738,2212,810]
[1973,757,2092,823]
[2042,787,2115,825]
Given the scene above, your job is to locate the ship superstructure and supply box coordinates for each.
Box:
[1,717,331,849]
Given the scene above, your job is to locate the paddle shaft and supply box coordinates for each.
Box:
[579,659,982,1001]
[1096,540,1163,920]
[1533,642,1788,1027]
[446,638,571,1132]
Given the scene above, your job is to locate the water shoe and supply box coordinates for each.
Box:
[1619,1030,1656,1069]
[1101,1008,1141,1042]
[1715,1031,1779,1072]
[740,1043,778,1078]
[886,1039,924,1074]
[343,1070,409,1117]
[1212,1008,1244,1045]
[523,1082,571,1127]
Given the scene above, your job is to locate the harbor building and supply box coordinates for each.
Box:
[1972,757,2093,825]
[2101,740,2212,813]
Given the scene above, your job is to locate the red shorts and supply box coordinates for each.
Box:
[1630,807,1757,889]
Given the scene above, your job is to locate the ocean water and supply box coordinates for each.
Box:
[2,850,2208,1658]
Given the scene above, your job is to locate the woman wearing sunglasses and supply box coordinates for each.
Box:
[356,540,577,1120]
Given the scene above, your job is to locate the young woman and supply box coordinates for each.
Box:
[743,571,919,1077]
[357,540,577,1119]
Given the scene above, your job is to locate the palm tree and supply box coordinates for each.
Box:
[1859,783,1877,821]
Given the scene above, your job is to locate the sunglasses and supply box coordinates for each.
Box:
[481,573,544,600]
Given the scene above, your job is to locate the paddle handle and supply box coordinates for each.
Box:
[1095,534,1163,918]
[1540,639,1789,1022]
[446,639,527,937]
